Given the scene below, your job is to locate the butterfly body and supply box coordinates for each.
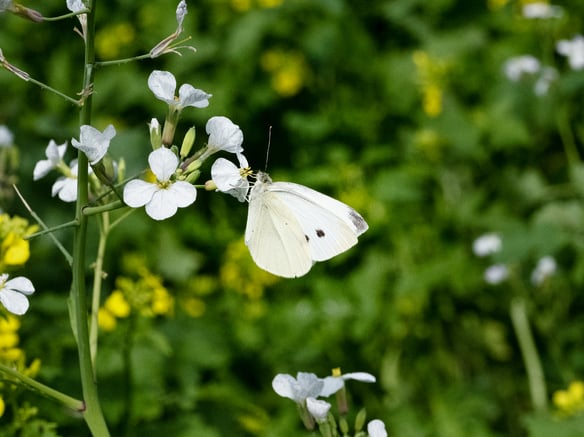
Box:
[245,171,368,278]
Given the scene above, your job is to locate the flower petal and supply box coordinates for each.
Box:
[306,397,331,422]
[272,374,299,400]
[169,181,197,207]
[33,160,54,180]
[145,189,178,221]
[6,276,35,295]
[206,116,243,154]
[149,148,178,182]
[342,372,376,383]
[123,180,158,207]
[367,420,388,437]
[177,84,211,109]
[148,70,177,103]
[0,288,30,315]
[320,376,345,397]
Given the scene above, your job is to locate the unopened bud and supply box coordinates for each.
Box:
[185,170,200,184]
[149,118,162,149]
[116,158,126,183]
[185,158,202,173]
[12,3,43,22]
[354,408,367,432]
[180,126,196,158]
[204,180,217,191]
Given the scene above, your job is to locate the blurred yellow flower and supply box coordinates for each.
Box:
[488,0,509,10]
[98,307,117,332]
[261,49,308,97]
[151,287,173,316]
[258,0,283,8]
[104,290,131,318]
[553,380,584,416]
[413,50,448,118]
[2,233,29,265]
[182,297,205,318]
[96,22,136,59]
[0,396,4,418]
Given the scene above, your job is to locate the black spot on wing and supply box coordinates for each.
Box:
[316,229,325,238]
[305,235,310,242]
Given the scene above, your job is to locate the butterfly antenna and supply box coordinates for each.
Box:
[264,126,272,172]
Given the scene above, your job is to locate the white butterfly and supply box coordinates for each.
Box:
[245,171,368,278]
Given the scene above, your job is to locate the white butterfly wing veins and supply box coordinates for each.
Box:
[245,171,369,278]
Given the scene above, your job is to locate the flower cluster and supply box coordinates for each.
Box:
[472,233,557,286]
[120,69,251,220]
[98,253,174,331]
[33,124,118,203]
[272,370,386,436]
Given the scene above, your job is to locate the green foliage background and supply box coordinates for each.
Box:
[2,0,584,435]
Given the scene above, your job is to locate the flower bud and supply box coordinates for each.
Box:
[149,118,162,149]
[180,126,196,158]
[12,3,43,22]
[354,408,367,432]
[204,179,217,191]
[185,170,200,184]
[185,158,202,173]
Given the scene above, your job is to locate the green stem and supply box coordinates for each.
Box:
[71,0,110,434]
[83,200,126,216]
[509,297,548,412]
[25,220,79,238]
[42,10,90,21]
[89,212,110,370]
[557,104,580,166]
[95,53,152,68]
[0,363,84,411]
[26,76,81,106]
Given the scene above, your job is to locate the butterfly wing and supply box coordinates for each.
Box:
[266,182,369,262]
[245,185,313,278]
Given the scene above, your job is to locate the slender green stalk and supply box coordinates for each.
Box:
[89,212,110,369]
[557,104,580,166]
[42,10,90,22]
[83,200,126,216]
[26,76,82,105]
[510,297,548,412]
[0,363,84,411]
[71,0,110,434]
[25,220,79,238]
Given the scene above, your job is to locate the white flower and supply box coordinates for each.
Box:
[306,397,331,423]
[123,147,197,221]
[472,233,502,257]
[71,124,116,165]
[531,256,556,286]
[206,116,243,154]
[557,36,584,70]
[211,154,250,202]
[503,55,540,81]
[33,139,67,180]
[522,3,562,19]
[52,159,86,202]
[272,372,344,403]
[148,70,211,111]
[367,419,388,437]
[0,125,13,147]
[0,273,35,315]
[484,264,509,285]
[149,0,194,58]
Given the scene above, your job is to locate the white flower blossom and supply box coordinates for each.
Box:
[531,256,556,286]
[272,372,344,403]
[123,147,197,221]
[33,139,67,180]
[52,159,86,202]
[148,70,211,112]
[0,273,35,315]
[367,419,388,437]
[557,35,584,70]
[320,371,376,396]
[306,397,331,423]
[484,264,509,285]
[71,124,116,165]
[504,55,540,81]
[211,154,250,202]
[0,0,13,13]
[522,3,562,19]
[472,233,502,257]
[0,125,13,147]
[149,0,195,58]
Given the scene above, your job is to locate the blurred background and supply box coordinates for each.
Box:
[1,0,584,435]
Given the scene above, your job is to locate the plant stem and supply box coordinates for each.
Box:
[0,363,84,411]
[509,297,548,412]
[71,0,110,434]
[89,212,110,370]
